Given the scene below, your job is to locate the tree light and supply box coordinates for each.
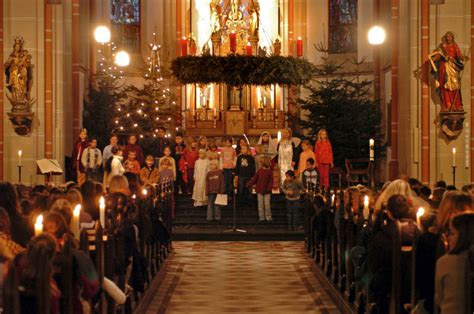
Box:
[94,25,111,44]
[115,50,130,67]
[368,26,386,45]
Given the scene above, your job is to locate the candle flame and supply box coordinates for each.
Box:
[364,195,369,206]
[277,131,282,142]
[18,150,22,157]
[132,194,136,200]
[99,196,105,207]
[417,207,425,218]
[36,214,43,225]
[142,189,148,196]
[73,204,81,217]
[369,139,374,146]
[452,147,456,154]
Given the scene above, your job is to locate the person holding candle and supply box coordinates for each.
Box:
[71,128,89,185]
[314,129,333,190]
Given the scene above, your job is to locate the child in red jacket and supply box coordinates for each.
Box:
[314,129,333,189]
[247,156,274,222]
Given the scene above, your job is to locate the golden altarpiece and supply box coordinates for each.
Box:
[182,0,286,137]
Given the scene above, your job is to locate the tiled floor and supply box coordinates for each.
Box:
[145,241,349,314]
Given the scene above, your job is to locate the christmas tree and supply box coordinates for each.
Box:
[113,34,177,154]
[297,56,384,167]
[83,76,127,148]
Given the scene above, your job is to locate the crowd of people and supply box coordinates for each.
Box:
[309,178,473,313]
[72,127,334,228]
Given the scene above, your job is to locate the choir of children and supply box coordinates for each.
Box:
[88,128,334,228]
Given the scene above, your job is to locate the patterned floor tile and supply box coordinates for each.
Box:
[145,241,350,314]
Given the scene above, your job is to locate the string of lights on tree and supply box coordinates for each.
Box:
[113,32,177,139]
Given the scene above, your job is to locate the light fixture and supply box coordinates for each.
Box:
[115,50,130,67]
[368,26,386,45]
[94,25,111,44]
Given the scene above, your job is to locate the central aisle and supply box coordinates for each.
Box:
[144,242,350,314]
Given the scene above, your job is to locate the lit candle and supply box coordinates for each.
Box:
[99,196,105,228]
[246,42,252,56]
[229,31,237,53]
[363,195,370,219]
[277,131,282,142]
[34,214,43,236]
[452,147,456,167]
[296,37,303,57]
[72,204,81,239]
[331,194,335,207]
[416,207,425,231]
[18,150,22,166]
[369,139,375,161]
[142,189,148,197]
[180,37,187,56]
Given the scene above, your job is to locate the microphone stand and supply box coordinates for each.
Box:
[223,183,247,233]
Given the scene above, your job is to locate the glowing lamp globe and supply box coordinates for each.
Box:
[115,50,130,67]
[368,26,386,45]
[94,25,111,44]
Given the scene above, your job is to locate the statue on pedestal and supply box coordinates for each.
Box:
[210,0,221,35]
[4,36,34,135]
[248,1,260,38]
[428,31,469,139]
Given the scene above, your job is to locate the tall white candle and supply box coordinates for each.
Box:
[416,207,425,231]
[277,131,282,142]
[99,197,105,228]
[18,150,22,166]
[363,195,370,219]
[72,204,81,239]
[34,214,43,236]
[369,139,374,161]
[452,147,456,167]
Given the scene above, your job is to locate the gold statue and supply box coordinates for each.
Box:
[248,0,260,38]
[4,36,33,102]
[210,0,221,35]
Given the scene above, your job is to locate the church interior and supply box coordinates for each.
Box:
[0,0,472,313]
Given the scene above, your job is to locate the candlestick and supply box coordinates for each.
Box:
[229,32,237,53]
[416,207,425,231]
[72,204,81,239]
[369,139,374,161]
[18,150,22,166]
[296,37,303,57]
[99,196,105,228]
[180,37,187,56]
[246,42,252,56]
[363,195,369,219]
[34,214,43,236]
[452,147,456,167]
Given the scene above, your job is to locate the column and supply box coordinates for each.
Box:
[0,0,3,180]
[471,0,474,182]
[389,0,399,180]
[72,0,81,136]
[421,0,430,184]
[45,1,53,159]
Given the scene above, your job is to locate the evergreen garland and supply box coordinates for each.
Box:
[297,59,385,167]
[171,55,314,87]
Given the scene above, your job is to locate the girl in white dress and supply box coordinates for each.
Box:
[192,149,209,207]
[276,128,300,186]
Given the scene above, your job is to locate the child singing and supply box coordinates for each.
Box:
[192,149,209,207]
[314,129,333,190]
[124,150,141,175]
[140,155,160,186]
[220,136,236,199]
[206,160,225,222]
[247,156,274,222]
[235,144,256,206]
[159,146,176,181]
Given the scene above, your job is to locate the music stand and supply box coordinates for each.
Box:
[223,185,247,233]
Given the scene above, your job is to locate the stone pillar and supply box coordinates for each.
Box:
[389,0,399,180]
[72,0,81,136]
[44,1,53,160]
[421,0,430,184]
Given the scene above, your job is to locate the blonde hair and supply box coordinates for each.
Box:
[374,179,416,212]
[317,129,329,141]
[65,188,83,207]
[436,191,472,231]
[109,175,130,195]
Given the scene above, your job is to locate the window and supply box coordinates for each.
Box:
[111,0,140,49]
[328,0,357,54]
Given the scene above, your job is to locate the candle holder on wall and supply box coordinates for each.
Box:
[452,166,456,187]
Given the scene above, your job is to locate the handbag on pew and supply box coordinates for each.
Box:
[103,277,126,305]
[215,194,228,206]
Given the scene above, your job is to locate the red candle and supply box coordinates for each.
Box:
[180,37,187,56]
[246,42,252,56]
[297,37,303,57]
[229,32,237,53]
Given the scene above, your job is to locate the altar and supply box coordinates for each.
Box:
[178,0,289,138]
